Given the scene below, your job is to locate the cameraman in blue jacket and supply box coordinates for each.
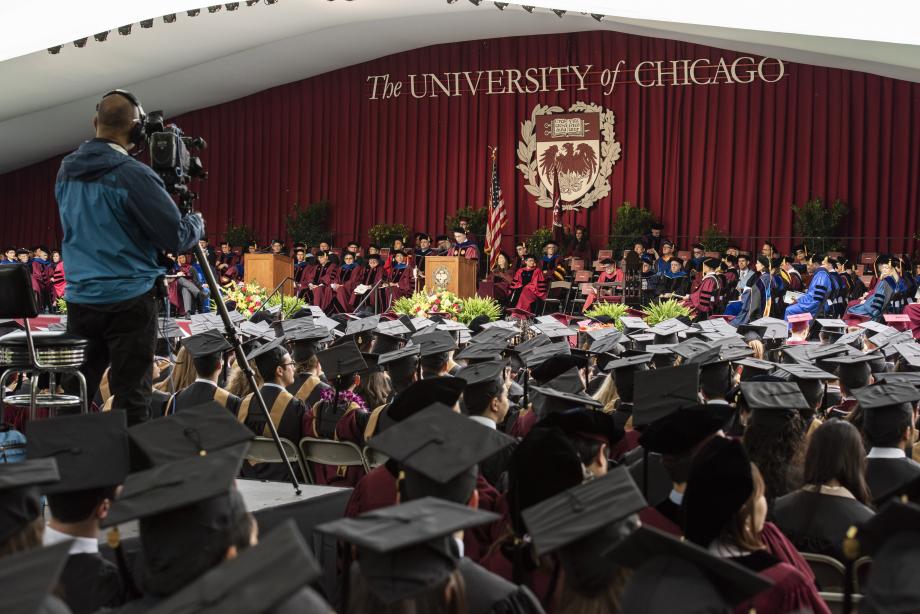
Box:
[56,90,203,425]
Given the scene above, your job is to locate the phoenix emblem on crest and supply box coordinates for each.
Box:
[539,143,598,196]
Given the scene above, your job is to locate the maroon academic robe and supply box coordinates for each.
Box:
[47,261,66,300]
[296,263,317,298]
[357,265,385,309]
[491,269,514,303]
[167,263,197,315]
[509,267,548,313]
[582,270,623,312]
[309,263,338,311]
[31,260,49,295]
[217,252,241,284]
[684,273,721,316]
[302,400,368,487]
[760,521,817,586]
[734,554,830,614]
[384,265,414,306]
[509,409,538,439]
[447,242,480,260]
[332,264,365,312]
[344,464,398,517]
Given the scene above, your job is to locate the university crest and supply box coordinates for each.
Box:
[517,102,621,210]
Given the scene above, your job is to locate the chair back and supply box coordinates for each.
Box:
[853,556,872,594]
[859,252,878,265]
[574,270,593,283]
[0,265,38,319]
[299,437,369,472]
[550,280,571,291]
[570,259,585,271]
[677,250,691,261]
[801,553,846,593]
[818,592,862,614]
[247,436,312,484]
[362,446,388,469]
[597,249,613,260]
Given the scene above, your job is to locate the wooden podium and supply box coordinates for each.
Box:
[423,256,478,298]
[244,253,294,295]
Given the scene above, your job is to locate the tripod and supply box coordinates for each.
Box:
[184,202,301,494]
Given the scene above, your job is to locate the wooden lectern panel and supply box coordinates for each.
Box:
[423,256,478,298]
[244,254,294,295]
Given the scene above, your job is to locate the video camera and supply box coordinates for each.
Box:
[144,111,207,210]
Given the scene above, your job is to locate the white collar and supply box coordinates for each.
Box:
[801,484,856,500]
[867,447,907,459]
[43,525,99,555]
[105,142,129,156]
[705,399,730,405]
[708,540,747,558]
[262,382,285,391]
[668,489,684,505]
[454,536,465,559]
[194,378,217,387]
[469,415,497,429]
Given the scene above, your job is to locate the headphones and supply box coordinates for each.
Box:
[97,89,147,152]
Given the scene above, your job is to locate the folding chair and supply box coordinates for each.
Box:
[362,446,389,469]
[853,556,872,594]
[818,592,862,614]
[247,436,312,484]
[597,249,613,260]
[801,552,846,593]
[542,281,572,315]
[0,264,89,420]
[299,437,370,476]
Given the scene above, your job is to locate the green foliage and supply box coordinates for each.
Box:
[368,223,411,248]
[285,201,332,248]
[791,198,848,253]
[391,292,429,316]
[457,295,502,325]
[584,302,629,328]
[608,202,658,258]
[224,223,258,248]
[445,207,488,239]
[267,294,308,319]
[641,299,693,325]
[55,298,67,314]
[699,224,730,254]
[525,227,554,259]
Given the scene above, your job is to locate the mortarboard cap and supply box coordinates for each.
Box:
[529,384,601,417]
[647,318,690,337]
[532,321,578,340]
[852,380,920,410]
[0,458,60,542]
[620,316,648,332]
[773,363,836,381]
[873,372,920,388]
[146,520,325,614]
[603,352,652,372]
[345,315,381,338]
[376,318,413,338]
[813,318,848,333]
[856,499,920,556]
[522,341,571,369]
[245,336,287,371]
[671,339,718,360]
[610,525,773,609]
[523,467,645,556]
[414,330,458,356]
[129,402,253,465]
[584,332,624,356]
[804,343,852,362]
[834,329,865,347]
[859,320,895,334]
[317,498,499,604]
[455,342,504,363]
[316,340,367,381]
[378,344,421,367]
[0,318,24,338]
[538,407,625,448]
[182,329,232,359]
[0,540,73,614]
[633,364,700,426]
[892,342,920,369]
[456,360,505,389]
[638,403,732,456]
[26,412,129,493]
[740,380,809,428]
[530,354,579,384]
[469,326,517,346]
[513,333,550,354]
[387,379,466,422]
[157,317,185,339]
[869,329,914,350]
[188,313,226,334]
[101,446,245,528]
[368,405,513,498]
[736,357,776,380]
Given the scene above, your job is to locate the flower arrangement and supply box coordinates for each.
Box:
[220,281,268,318]
[266,294,309,319]
[584,302,629,329]
[55,298,67,314]
[392,291,500,323]
[319,386,367,411]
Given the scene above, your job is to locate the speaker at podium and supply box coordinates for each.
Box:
[423,256,478,298]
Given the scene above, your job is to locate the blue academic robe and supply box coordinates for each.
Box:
[785,268,831,320]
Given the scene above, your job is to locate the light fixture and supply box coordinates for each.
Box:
[48,45,62,55]
[208,5,222,12]
[265,0,278,5]
[118,24,132,35]
[140,18,154,28]
[225,2,239,10]
[446,0,460,4]
[246,0,259,5]
[94,31,109,42]
[468,0,483,5]
[74,38,88,48]
[552,9,566,17]
[591,13,603,21]
[163,13,177,23]
[494,2,508,8]
[187,8,201,16]
[522,5,534,13]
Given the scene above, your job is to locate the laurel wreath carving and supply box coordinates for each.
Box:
[516,101,621,210]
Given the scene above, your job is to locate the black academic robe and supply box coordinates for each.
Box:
[58,552,125,614]
[148,390,171,418]
[479,439,517,493]
[626,449,673,508]
[655,496,683,530]
[286,373,330,408]
[457,557,546,614]
[772,489,875,562]
[866,456,920,504]
[238,384,307,482]
[165,381,241,417]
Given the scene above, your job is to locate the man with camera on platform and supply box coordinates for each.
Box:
[56,90,203,426]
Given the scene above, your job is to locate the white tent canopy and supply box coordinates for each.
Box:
[1,0,917,174]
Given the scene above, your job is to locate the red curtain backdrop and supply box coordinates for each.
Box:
[1,30,918,255]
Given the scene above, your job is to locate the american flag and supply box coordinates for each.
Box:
[484,146,507,270]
